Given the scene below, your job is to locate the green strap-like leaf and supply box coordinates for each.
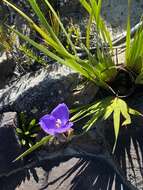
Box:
[83,110,104,131]
[86,13,93,49]
[27,0,66,49]
[3,0,71,58]
[80,0,112,48]
[125,0,131,63]
[89,0,112,49]
[129,108,143,117]
[80,0,91,13]
[118,99,131,126]
[13,136,52,162]
[10,28,93,79]
[44,0,77,55]
[103,102,114,120]
[112,98,120,152]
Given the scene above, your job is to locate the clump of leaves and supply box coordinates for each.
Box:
[125,0,143,83]
[66,20,81,49]
[0,24,16,55]
[16,112,40,148]
[19,44,47,65]
[71,97,142,152]
[49,10,60,36]
[3,0,115,85]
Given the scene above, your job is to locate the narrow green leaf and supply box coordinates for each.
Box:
[89,0,112,48]
[118,99,131,126]
[3,0,71,57]
[86,14,93,49]
[125,0,131,63]
[13,136,52,162]
[129,108,143,117]
[80,0,112,48]
[9,27,97,80]
[30,134,38,138]
[80,0,91,13]
[83,110,103,131]
[22,139,26,146]
[16,128,23,134]
[112,98,120,152]
[96,0,102,27]
[24,131,30,135]
[29,119,36,127]
[103,103,114,120]
[65,58,94,80]
[27,0,66,50]
[44,0,77,55]
[70,102,101,121]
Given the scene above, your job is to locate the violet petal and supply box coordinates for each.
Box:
[39,114,56,135]
[51,103,69,125]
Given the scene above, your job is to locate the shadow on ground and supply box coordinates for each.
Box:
[1,118,143,189]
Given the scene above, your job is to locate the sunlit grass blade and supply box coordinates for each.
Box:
[86,13,93,49]
[89,49,117,82]
[3,0,71,57]
[27,0,64,47]
[125,0,143,74]
[44,0,77,55]
[112,98,120,153]
[83,111,103,131]
[129,108,143,117]
[65,58,94,80]
[118,99,131,126]
[125,0,131,64]
[49,11,60,36]
[80,0,91,13]
[112,98,132,152]
[10,28,67,62]
[70,101,101,122]
[73,97,137,153]
[80,0,112,48]
[96,0,102,24]
[126,27,143,73]
[103,104,114,120]
[89,0,112,49]
[10,27,95,80]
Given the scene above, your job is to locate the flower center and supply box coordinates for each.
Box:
[56,119,62,128]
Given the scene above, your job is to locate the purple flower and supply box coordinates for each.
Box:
[39,103,73,136]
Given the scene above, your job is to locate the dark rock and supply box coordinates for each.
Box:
[0,53,15,89]
[0,64,97,117]
[0,112,27,190]
[0,112,22,175]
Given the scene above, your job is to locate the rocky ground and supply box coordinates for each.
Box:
[1,0,143,190]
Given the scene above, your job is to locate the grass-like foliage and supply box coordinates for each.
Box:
[125,0,143,84]
[0,24,16,55]
[16,112,40,148]
[71,97,142,152]
[2,0,143,159]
